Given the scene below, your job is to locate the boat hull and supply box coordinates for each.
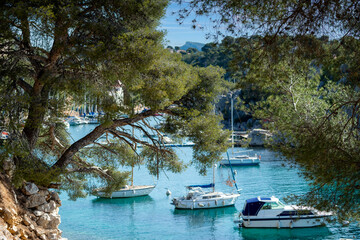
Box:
[173,194,240,209]
[219,158,260,166]
[241,216,328,228]
[95,185,155,198]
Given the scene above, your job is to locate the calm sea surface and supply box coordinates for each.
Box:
[60,123,359,240]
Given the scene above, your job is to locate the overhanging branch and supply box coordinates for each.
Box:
[52,109,173,170]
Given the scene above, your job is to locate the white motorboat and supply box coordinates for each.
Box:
[237,196,332,228]
[93,185,155,198]
[220,151,260,166]
[171,184,240,209]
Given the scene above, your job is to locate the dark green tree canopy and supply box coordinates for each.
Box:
[0,0,230,199]
[175,0,360,221]
[176,0,360,39]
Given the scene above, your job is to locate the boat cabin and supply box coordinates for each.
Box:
[242,196,317,217]
[242,197,287,216]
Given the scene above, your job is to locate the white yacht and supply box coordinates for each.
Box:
[237,196,332,228]
[171,184,240,209]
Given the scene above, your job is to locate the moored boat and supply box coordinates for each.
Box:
[171,184,240,209]
[220,151,260,166]
[171,160,240,210]
[237,196,332,228]
[93,185,155,198]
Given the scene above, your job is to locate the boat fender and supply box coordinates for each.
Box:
[166,189,171,196]
[208,203,210,207]
[198,203,205,207]
[222,200,225,206]
[215,200,218,206]
[289,220,293,229]
[277,221,280,229]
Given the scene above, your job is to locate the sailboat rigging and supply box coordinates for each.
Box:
[219,93,261,166]
[170,158,240,209]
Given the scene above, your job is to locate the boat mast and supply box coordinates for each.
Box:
[212,163,215,192]
[131,164,134,187]
[131,125,135,187]
[231,92,234,155]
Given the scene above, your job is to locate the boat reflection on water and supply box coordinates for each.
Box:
[240,227,331,240]
[92,195,154,206]
[172,206,237,227]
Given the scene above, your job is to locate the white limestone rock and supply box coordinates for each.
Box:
[2,158,15,177]
[34,210,45,217]
[36,200,57,213]
[248,128,272,147]
[35,227,45,237]
[47,230,62,240]
[38,189,50,200]
[26,194,47,209]
[37,212,61,229]
[23,182,39,196]
[29,224,36,231]
[1,208,16,225]
[50,191,61,206]
[8,225,18,234]
[0,224,13,240]
[22,214,32,226]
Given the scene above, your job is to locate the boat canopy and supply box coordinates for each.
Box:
[186,183,214,189]
[242,198,266,216]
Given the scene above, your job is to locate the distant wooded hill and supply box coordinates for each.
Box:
[180,41,205,51]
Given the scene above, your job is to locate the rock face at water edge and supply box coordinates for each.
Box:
[248,128,272,147]
[0,172,67,240]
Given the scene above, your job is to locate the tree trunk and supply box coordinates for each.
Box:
[22,79,49,150]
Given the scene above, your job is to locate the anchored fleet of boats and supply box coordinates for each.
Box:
[91,143,332,229]
[65,116,332,230]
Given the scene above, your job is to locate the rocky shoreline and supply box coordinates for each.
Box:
[0,173,65,240]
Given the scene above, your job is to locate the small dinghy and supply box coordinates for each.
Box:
[237,196,332,228]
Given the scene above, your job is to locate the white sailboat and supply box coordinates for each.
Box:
[219,150,260,166]
[220,94,261,166]
[171,164,240,209]
[93,185,155,198]
[93,130,156,198]
[93,162,155,198]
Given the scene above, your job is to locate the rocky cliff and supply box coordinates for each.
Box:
[0,173,65,240]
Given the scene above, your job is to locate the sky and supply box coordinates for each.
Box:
[158,2,218,47]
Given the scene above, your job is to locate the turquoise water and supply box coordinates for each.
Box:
[59,124,359,239]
